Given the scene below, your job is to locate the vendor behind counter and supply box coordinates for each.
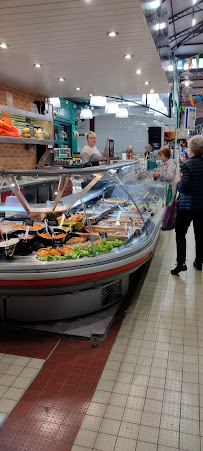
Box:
[81,131,106,167]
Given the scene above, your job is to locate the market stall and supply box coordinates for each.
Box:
[0,162,165,321]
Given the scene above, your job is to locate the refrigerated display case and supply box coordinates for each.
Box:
[0,162,166,321]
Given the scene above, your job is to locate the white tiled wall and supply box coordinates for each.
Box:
[77,116,164,157]
[95,116,150,156]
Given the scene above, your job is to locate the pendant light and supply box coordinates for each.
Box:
[116,107,128,118]
[80,107,93,119]
[90,96,107,107]
[105,102,119,114]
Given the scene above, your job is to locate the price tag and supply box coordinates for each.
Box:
[48,220,58,227]
[29,123,35,138]
[23,219,34,226]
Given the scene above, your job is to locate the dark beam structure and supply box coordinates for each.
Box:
[170,23,203,51]
[168,0,203,24]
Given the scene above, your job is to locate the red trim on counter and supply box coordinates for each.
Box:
[0,251,153,287]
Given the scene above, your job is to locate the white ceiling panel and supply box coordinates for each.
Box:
[0,0,169,97]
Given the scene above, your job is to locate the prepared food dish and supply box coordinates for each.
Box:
[67,236,87,244]
[60,246,73,255]
[18,233,34,240]
[11,222,44,230]
[53,233,66,239]
[67,213,85,223]
[37,248,49,257]
[104,198,126,204]
[0,238,19,247]
[39,233,52,239]
[36,238,124,261]
[49,248,61,256]
[37,245,73,258]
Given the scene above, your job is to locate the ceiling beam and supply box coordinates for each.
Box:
[170,0,178,48]
[171,23,203,51]
[168,0,203,24]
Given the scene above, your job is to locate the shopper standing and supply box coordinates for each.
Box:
[153,147,177,183]
[171,135,203,275]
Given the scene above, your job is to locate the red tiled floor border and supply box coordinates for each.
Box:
[0,268,145,451]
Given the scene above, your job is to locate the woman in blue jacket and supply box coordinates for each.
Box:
[171,135,203,275]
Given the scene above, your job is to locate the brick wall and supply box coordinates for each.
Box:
[0,83,43,169]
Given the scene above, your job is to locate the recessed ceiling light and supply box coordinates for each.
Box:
[0,42,9,49]
[150,89,155,93]
[144,81,150,85]
[58,77,65,82]
[75,87,81,91]
[124,54,133,59]
[136,69,142,74]
[107,31,119,37]
[33,63,42,68]
[89,93,93,97]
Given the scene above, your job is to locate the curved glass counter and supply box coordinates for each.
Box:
[0,162,166,321]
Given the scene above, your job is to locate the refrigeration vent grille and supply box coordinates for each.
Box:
[101,280,122,307]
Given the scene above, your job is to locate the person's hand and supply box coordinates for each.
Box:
[153,170,159,180]
[175,175,180,183]
[99,159,106,165]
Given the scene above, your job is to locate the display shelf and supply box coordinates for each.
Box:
[0,163,166,322]
[0,104,53,122]
[0,136,53,145]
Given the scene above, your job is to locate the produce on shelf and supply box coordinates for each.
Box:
[0,116,21,137]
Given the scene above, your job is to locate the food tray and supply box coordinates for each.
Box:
[75,232,129,242]
[99,198,127,206]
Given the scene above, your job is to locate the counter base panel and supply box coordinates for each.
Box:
[0,275,130,322]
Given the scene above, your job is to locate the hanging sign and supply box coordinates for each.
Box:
[184,107,196,131]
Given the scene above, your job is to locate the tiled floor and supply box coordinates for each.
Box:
[0,355,45,424]
[73,226,203,451]
[0,225,202,451]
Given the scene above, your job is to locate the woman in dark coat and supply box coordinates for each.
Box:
[171,135,203,275]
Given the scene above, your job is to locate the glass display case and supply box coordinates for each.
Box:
[0,162,166,321]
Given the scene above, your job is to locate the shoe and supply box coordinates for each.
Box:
[171,264,187,275]
[193,260,202,271]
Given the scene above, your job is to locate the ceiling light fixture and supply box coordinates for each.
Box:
[149,0,161,8]
[124,54,133,59]
[154,22,166,30]
[105,102,119,114]
[75,87,81,91]
[58,77,65,82]
[144,81,150,85]
[150,89,155,93]
[33,63,42,68]
[80,107,93,120]
[90,96,107,107]
[0,42,9,49]
[107,31,119,37]
[192,17,196,26]
[116,107,128,118]
[136,69,142,74]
